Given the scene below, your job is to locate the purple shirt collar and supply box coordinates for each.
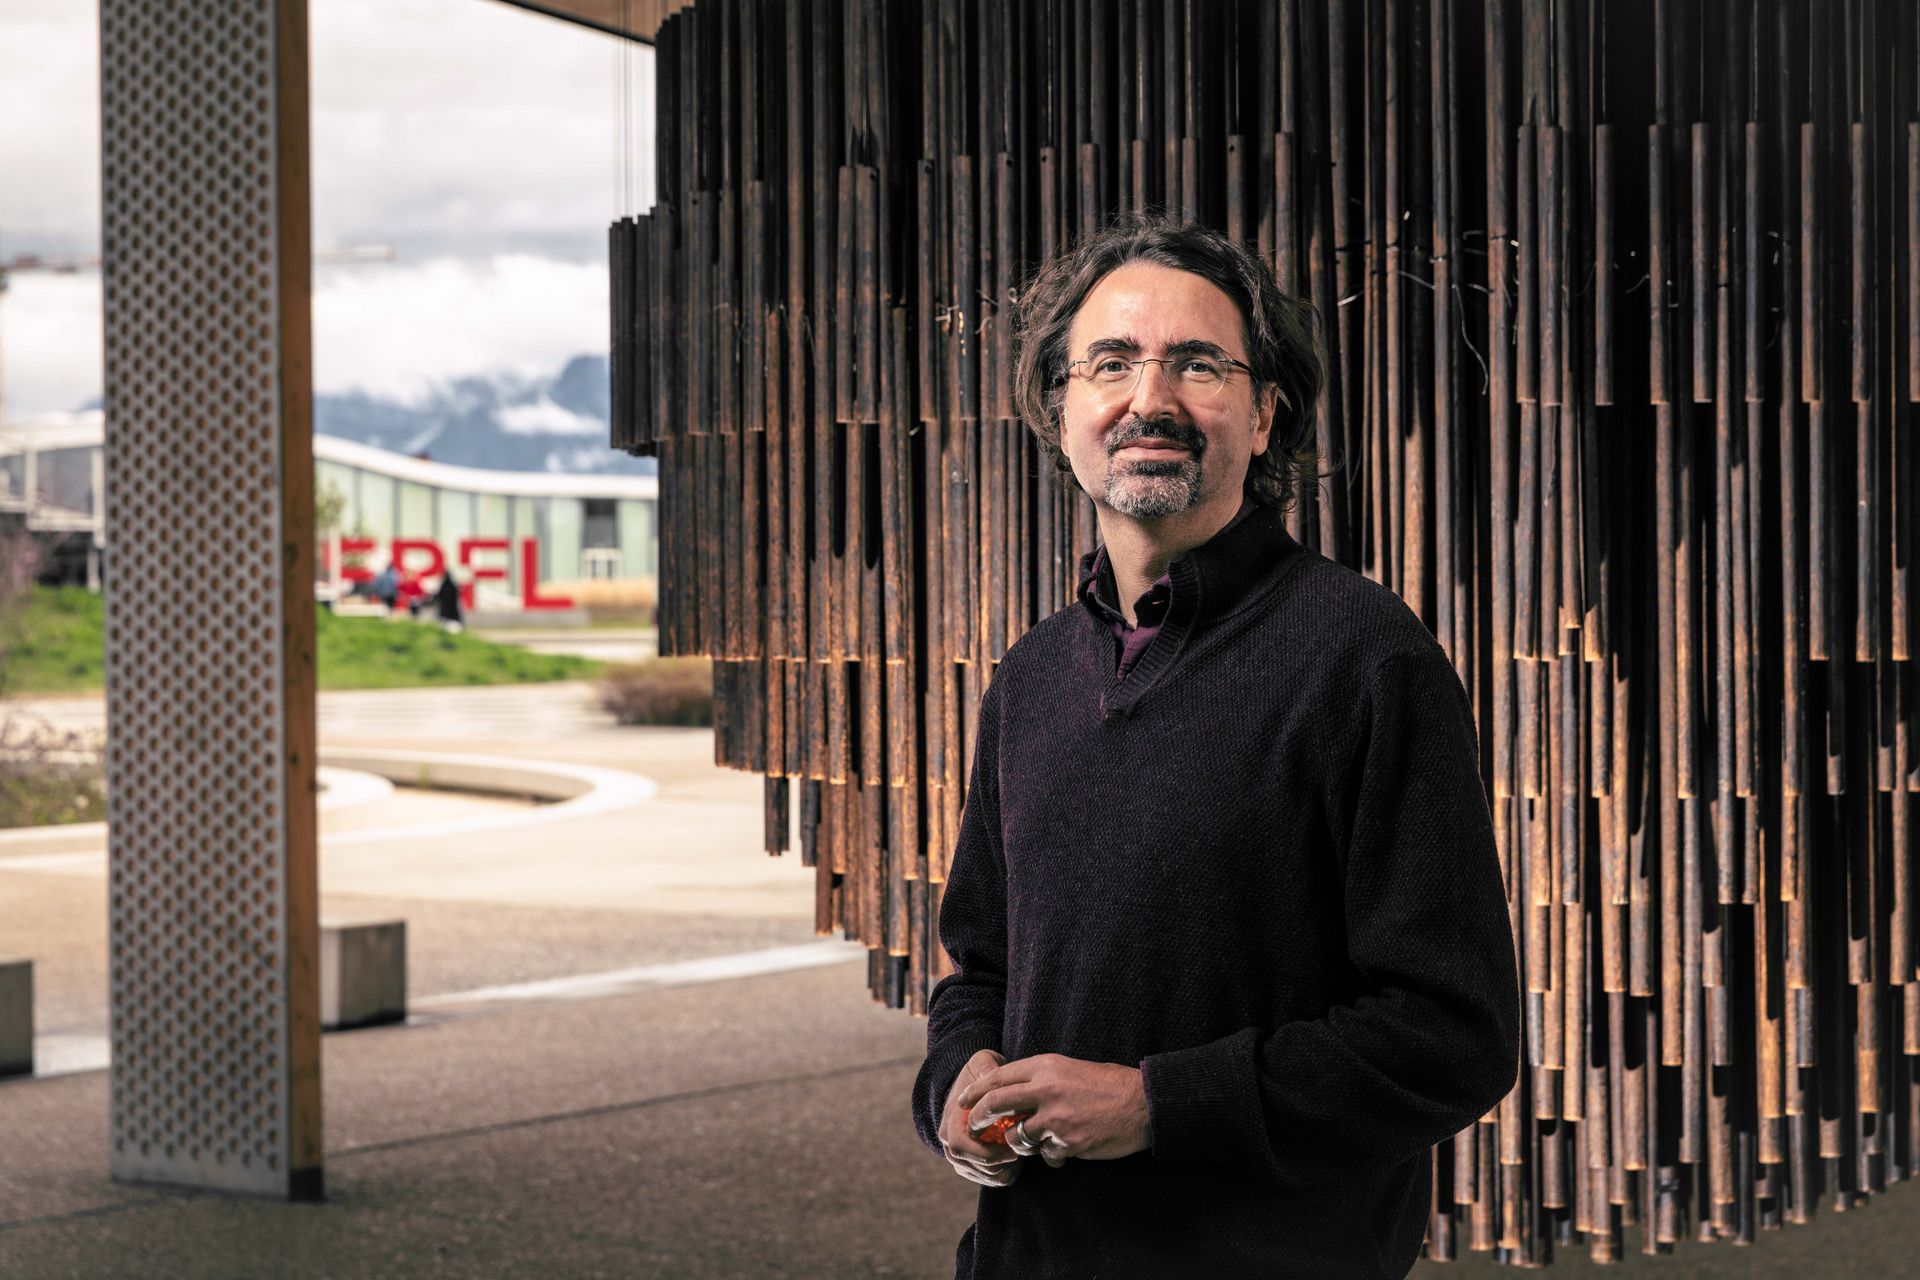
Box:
[1077,497,1261,680]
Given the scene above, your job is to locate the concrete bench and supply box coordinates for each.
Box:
[0,957,31,1077]
[320,920,407,1031]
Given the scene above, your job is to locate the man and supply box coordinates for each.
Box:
[369,560,401,612]
[909,214,1521,1279]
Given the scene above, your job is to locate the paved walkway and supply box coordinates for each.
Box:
[2,687,1918,1276]
[471,626,659,663]
[2,680,617,741]
[0,685,825,1055]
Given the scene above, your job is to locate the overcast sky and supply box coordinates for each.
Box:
[0,0,655,416]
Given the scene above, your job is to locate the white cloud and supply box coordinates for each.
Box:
[498,398,605,436]
[545,443,617,472]
[3,254,609,417]
[313,255,608,403]
[0,0,652,420]
[0,0,652,256]
[310,0,654,251]
[0,1,100,250]
[1,272,102,418]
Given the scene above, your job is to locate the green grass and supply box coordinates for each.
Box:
[1,586,603,695]
[1,585,104,695]
[314,604,603,689]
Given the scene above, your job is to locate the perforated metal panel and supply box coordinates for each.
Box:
[100,0,321,1197]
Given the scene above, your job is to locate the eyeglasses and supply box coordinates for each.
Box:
[1064,350,1255,400]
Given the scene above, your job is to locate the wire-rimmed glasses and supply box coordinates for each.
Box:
[1063,346,1255,401]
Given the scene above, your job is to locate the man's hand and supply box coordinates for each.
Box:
[951,1053,1154,1168]
[939,1049,1025,1187]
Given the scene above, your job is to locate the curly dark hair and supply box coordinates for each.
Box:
[1011,211,1328,514]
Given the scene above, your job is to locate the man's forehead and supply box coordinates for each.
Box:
[1068,263,1246,351]
[1075,334,1229,355]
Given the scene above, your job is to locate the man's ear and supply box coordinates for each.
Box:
[1251,384,1280,457]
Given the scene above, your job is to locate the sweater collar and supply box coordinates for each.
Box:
[1077,499,1305,720]
[1076,497,1297,629]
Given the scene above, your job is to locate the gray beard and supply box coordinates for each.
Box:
[1102,454,1204,518]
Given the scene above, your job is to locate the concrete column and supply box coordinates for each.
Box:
[99,0,321,1198]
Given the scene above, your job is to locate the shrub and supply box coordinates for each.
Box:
[545,576,657,627]
[0,714,107,829]
[596,657,713,726]
[0,527,43,698]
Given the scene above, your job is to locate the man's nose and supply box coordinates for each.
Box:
[1125,359,1184,420]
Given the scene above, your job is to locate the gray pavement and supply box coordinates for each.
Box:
[0,681,619,742]
[3,687,1919,1277]
[469,626,659,663]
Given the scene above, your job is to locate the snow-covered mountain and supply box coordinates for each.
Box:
[313,354,657,476]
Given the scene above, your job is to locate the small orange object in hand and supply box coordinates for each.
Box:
[962,1107,1037,1147]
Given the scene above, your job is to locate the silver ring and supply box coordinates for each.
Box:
[1009,1118,1039,1155]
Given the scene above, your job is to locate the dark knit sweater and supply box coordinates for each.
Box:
[910,502,1521,1279]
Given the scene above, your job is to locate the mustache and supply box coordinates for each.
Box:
[1107,418,1205,454]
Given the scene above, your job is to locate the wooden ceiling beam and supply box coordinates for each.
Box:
[490,0,686,45]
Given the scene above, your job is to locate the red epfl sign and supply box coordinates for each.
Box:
[331,536,575,611]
